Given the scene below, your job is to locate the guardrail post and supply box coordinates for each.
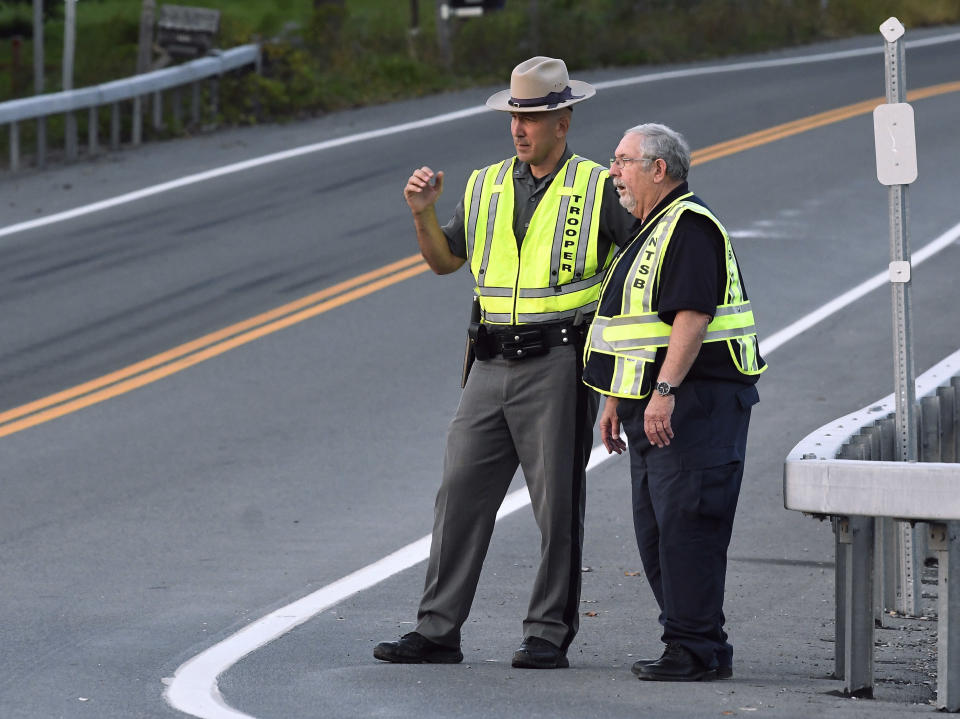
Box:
[879,417,896,460]
[835,441,866,679]
[9,121,20,171]
[833,516,847,679]
[36,117,46,168]
[65,112,78,160]
[110,103,120,150]
[861,425,889,623]
[191,81,201,127]
[845,515,875,697]
[209,77,220,127]
[132,97,143,146]
[878,418,899,614]
[950,377,960,457]
[172,87,182,129]
[930,522,960,711]
[922,395,942,461]
[88,107,98,156]
[837,516,875,695]
[153,90,163,132]
[916,401,936,563]
[938,385,956,462]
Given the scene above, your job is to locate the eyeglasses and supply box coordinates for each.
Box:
[609,155,658,168]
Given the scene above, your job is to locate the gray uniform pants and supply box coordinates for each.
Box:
[415,344,598,650]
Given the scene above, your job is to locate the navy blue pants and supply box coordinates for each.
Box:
[617,379,758,670]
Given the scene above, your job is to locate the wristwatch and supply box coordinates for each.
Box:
[655,380,677,397]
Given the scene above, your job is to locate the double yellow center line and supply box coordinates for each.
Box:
[2,80,959,438]
[693,80,960,164]
[0,255,429,437]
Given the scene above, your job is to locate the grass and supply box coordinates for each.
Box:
[1,0,959,164]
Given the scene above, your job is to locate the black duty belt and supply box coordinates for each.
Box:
[469,322,587,361]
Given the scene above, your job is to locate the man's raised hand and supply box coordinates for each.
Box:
[404,166,444,214]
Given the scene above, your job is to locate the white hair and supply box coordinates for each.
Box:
[624,123,690,181]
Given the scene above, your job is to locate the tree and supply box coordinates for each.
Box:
[307,0,346,61]
[0,0,59,19]
[313,0,345,37]
[0,0,58,38]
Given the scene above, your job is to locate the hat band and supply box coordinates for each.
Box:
[508,86,582,109]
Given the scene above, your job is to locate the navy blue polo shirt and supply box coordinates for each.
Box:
[593,183,763,389]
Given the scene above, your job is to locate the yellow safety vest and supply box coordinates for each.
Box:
[464,155,613,325]
[583,194,765,398]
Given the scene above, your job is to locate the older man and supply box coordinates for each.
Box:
[373,57,632,669]
[583,123,766,681]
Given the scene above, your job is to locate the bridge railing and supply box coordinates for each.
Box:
[0,43,260,172]
[783,347,960,710]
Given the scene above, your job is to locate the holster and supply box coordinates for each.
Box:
[461,297,482,388]
[468,321,494,361]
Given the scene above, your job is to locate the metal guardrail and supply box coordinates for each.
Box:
[1,43,260,172]
[783,347,960,710]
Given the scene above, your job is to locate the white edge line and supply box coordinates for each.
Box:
[5,30,960,243]
[165,217,960,719]
[164,444,619,719]
[0,107,487,242]
[164,451,613,719]
[760,220,960,356]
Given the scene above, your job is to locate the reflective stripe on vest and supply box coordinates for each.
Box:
[464,155,611,325]
[584,196,765,398]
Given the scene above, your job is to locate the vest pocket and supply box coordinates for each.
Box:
[728,335,764,375]
[611,355,653,398]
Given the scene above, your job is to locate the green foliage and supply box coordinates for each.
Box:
[221,41,320,122]
[0,0,58,39]
[221,0,960,124]
[3,0,960,160]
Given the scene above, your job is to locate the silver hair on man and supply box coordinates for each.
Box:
[624,123,691,181]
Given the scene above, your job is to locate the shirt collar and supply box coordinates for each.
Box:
[629,181,690,235]
[514,145,574,187]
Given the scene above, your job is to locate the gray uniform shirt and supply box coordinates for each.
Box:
[441,146,633,263]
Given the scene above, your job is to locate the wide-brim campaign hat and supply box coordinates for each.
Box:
[486,56,596,112]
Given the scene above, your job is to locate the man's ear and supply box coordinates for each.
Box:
[653,158,667,182]
[555,108,572,137]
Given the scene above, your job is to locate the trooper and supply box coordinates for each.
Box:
[374,57,632,669]
[583,123,766,681]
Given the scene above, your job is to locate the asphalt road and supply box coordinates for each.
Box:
[1,25,959,719]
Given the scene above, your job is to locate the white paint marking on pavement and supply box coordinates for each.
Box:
[760,219,960,356]
[164,442,623,719]
[593,31,960,92]
[0,107,484,241]
[4,31,960,243]
[167,218,960,719]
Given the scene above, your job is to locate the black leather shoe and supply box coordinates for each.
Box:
[635,643,717,682]
[630,657,658,676]
[373,632,463,664]
[511,636,569,669]
[631,652,732,679]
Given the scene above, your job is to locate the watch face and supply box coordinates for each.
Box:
[657,382,670,396]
